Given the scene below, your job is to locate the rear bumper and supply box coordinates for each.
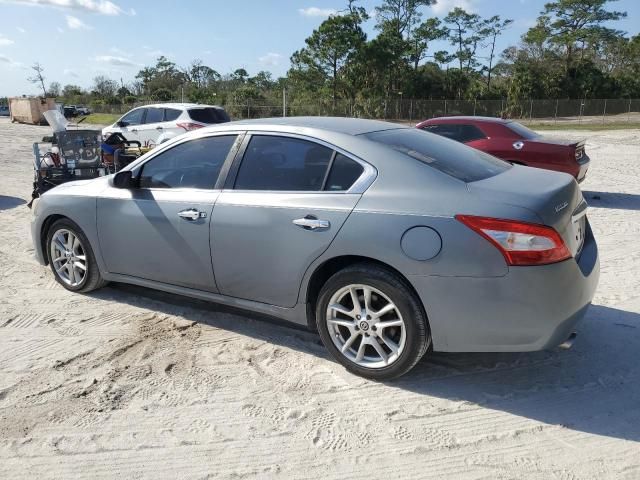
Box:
[410,221,599,352]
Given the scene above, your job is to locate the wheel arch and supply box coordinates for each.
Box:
[304,255,428,332]
[40,214,69,265]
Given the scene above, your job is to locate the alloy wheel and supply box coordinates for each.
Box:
[325,284,406,369]
[49,228,87,287]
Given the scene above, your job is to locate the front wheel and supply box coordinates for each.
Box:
[47,218,107,293]
[316,264,430,380]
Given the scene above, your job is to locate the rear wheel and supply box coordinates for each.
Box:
[316,263,430,380]
[46,219,107,293]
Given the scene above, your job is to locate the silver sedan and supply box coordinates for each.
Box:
[31,117,600,379]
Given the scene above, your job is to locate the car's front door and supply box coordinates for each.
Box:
[115,107,146,143]
[211,133,373,308]
[97,133,241,292]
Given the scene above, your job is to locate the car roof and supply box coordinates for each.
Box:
[425,116,511,124]
[134,103,225,110]
[221,116,407,136]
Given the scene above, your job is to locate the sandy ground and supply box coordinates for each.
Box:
[0,118,639,479]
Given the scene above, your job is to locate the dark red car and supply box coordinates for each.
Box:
[416,116,590,182]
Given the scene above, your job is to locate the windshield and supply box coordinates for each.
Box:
[364,128,510,182]
[506,121,540,140]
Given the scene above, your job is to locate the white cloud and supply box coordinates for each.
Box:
[94,55,140,67]
[66,14,92,29]
[56,26,64,33]
[17,27,26,33]
[0,0,135,16]
[259,52,283,67]
[0,35,14,46]
[431,0,477,14]
[63,68,79,77]
[0,53,22,67]
[298,6,337,17]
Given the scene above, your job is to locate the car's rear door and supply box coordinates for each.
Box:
[211,133,373,308]
[97,133,242,292]
[136,107,165,145]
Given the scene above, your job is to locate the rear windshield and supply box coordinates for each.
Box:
[188,107,230,124]
[364,128,510,182]
[506,121,539,139]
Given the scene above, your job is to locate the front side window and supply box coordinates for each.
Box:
[365,128,510,183]
[144,107,164,124]
[234,136,333,191]
[139,135,237,189]
[121,108,145,126]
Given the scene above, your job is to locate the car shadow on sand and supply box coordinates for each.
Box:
[91,284,640,443]
[0,195,26,211]
[583,190,640,211]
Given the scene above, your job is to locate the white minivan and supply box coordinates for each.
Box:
[102,103,230,145]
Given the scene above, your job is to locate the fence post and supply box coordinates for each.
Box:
[247,100,250,119]
[579,99,584,124]
[554,99,559,125]
[628,98,632,123]
[602,99,607,125]
[529,99,533,122]
[444,99,447,116]
[473,98,477,116]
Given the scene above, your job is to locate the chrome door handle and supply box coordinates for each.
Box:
[178,209,206,221]
[156,126,163,130]
[293,216,330,230]
[130,128,138,132]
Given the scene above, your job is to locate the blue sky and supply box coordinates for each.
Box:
[0,0,638,96]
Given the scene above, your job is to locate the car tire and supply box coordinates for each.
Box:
[316,263,430,380]
[46,218,107,293]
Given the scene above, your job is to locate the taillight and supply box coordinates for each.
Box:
[455,215,571,266]
[176,122,204,131]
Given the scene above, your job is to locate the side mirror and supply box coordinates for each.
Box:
[116,120,129,128]
[111,170,135,189]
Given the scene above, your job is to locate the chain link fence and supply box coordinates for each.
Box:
[92,98,640,124]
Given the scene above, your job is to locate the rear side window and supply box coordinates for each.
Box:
[365,128,510,182]
[234,136,333,191]
[139,135,237,189]
[164,108,181,121]
[144,107,163,124]
[188,107,230,124]
[324,154,363,191]
[458,124,486,142]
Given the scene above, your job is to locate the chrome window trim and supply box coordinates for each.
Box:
[228,131,377,195]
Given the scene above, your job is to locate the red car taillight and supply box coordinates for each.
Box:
[177,122,204,131]
[455,215,571,266]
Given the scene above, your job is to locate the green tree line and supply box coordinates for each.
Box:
[31,0,640,118]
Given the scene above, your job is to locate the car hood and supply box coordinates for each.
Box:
[44,176,111,196]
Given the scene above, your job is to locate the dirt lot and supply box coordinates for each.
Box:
[0,118,639,479]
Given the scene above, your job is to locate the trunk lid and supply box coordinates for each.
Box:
[468,165,587,257]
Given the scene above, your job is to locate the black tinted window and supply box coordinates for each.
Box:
[365,128,510,182]
[144,107,163,124]
[235,136,332,191]
[421,124,460,141]
[324,154,363,191]
[188,108,230,124]
[164,108,181,121]
[139,135,237,189]
[121,108,145,125]
[458,124,486,142]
